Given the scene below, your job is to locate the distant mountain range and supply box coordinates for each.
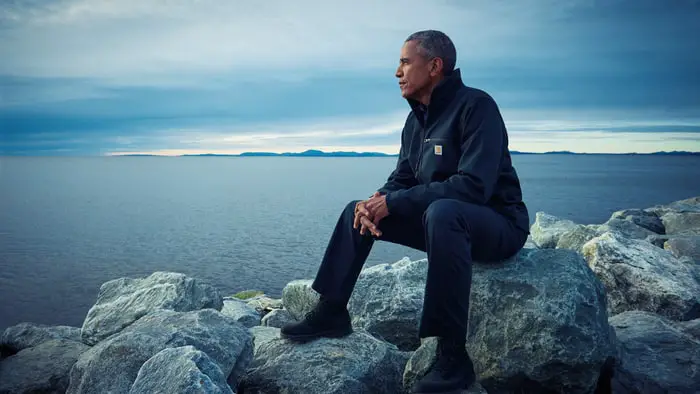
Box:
[117,149,700,157]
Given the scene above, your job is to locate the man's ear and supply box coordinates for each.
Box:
[430,57,444,76]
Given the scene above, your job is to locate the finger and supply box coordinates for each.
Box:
[361,216,382,237]
[354,202,365,229]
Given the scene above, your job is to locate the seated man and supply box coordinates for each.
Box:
[281,30,530,394]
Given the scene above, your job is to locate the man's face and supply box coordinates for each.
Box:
[396,40,434,100]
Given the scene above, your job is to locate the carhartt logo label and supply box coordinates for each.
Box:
[434,145,443,155]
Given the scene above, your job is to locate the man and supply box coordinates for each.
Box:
[281,30,530,393]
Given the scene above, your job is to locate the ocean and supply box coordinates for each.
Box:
[1,155,699,331]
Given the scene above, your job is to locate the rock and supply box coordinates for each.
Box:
[81,272,223,345]
[467,248,616,394]
[599,218,656,240]
[248,326,280,355]
[582,231,700,321]
[402,337,487,394]
[530,212,577,248]
[261,308,296,328]
[664,235,700,261]
[129,345,233,394]
[610,311,700,394]
[67,309,253,394]
[281,279,320,321]
[0,339,89,394]
[647,196,700,216]
[678,319,700,340]
[609,208,665,234]
[237,330,409,394]
[347,257,431,350]
[1,323,81,354]
[221,299,261,328]
[523,235,537,249]
[244,295,283,315]
[556,224,600,253]
[661,212,700,235]
[556,220,655,254]
[645,234,672,248]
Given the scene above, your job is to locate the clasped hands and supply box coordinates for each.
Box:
[353,191,389,237]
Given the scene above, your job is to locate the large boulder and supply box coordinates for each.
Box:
[530,212,577,248]
[348,257,431,350]
[467,248,616,393]
[1,323,81,355]
[0,339,89,394]
[81,272,223,345]
[237,330,410,394]
[645,196,700,216]
[244,295,283,316]
[610,311,700,394]
[129,345,233,394]
[582,231,700,321]
[67,309,253,394]
[283,249,617,393]
[221,299,261,328]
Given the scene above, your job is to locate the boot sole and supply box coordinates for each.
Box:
[280,326,353,342]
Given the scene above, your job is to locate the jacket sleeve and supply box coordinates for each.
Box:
[385,95,504,216]
[376,123,418,195]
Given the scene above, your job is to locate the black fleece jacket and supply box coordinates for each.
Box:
[378,69,530,233]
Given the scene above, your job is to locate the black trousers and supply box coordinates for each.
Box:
[312,198,528,339]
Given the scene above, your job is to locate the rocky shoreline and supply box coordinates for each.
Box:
[1,196,699,393]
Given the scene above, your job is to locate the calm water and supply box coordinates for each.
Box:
[1,155,700,331]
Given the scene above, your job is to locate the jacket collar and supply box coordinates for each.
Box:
[406,68,464,122]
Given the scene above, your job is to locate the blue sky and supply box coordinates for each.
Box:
[1,0,699,155]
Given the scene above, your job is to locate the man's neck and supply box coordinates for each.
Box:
[416,76,445,106]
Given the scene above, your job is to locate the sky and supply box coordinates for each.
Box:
[1,0,699,155]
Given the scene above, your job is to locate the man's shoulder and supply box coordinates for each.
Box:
[457,85,497,107]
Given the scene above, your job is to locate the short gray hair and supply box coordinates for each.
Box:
[405,30,457,75]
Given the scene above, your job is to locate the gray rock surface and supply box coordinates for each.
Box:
[248,326,279,355]
[582,231,700,320]
[260,308,296,329]
[664,236,700,261]
[129,345,233,394]
[530,212,577,248]
[556,224,600,253]
[467,248,616,394]
[599,218,656,240]
[678,319,700,340]
[221,299,261,328]
[281,279,319,321]
[609,208,665,234]
[661,212,700,235]
[610,311,700,394]
[0,339,89,394]
[81,271,223,345]
[646,196,700,216]
[237,330,409,394]
[402,337,487,394]
[347,256,430,350]
[67,309,253,394]
[1,323,81,354]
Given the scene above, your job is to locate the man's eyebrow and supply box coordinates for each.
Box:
[400,57,410,63]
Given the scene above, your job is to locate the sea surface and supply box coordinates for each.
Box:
[1,155,700,331]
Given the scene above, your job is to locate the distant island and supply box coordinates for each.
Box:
[114,149,700,157]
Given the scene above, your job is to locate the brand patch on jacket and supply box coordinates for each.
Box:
[434,145,443,155]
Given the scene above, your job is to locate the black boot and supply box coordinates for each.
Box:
[412,337,476,394]
[280,296,353,342]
